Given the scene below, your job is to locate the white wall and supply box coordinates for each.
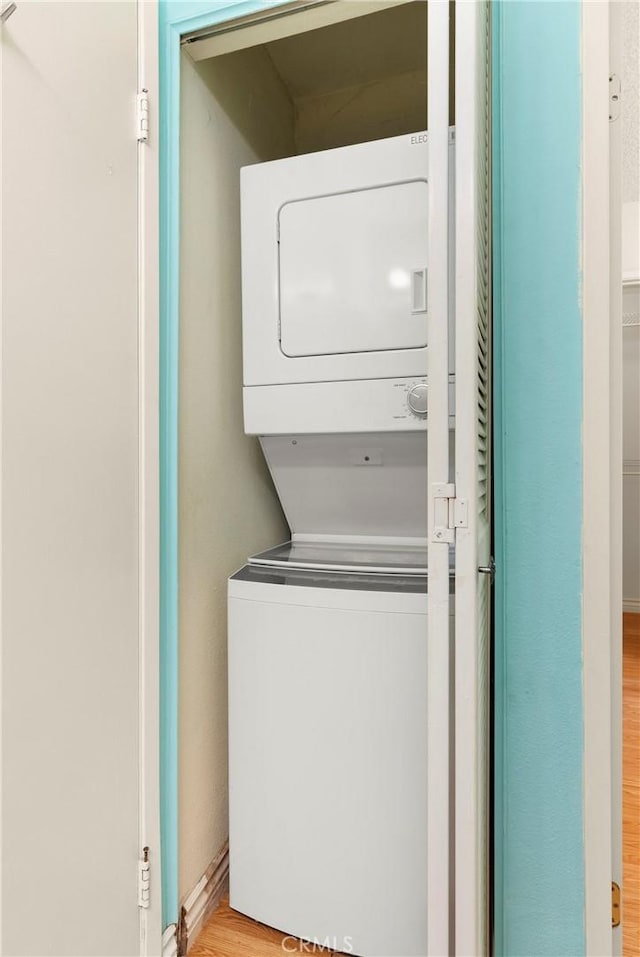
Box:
[178,47,291,899]
[1,3,141,953]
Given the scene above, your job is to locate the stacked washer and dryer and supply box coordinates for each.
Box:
[228,132,454,957]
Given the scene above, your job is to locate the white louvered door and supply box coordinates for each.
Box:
[454,2,493,954]
[426,2,453,954]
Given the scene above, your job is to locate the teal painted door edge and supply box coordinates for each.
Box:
[158,0,296,929]
[492,2,585,955]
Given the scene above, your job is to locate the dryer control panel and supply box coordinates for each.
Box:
[244,377,455,435]
[406,382,429,418]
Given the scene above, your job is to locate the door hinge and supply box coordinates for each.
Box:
[138,846,150,909]
[479,557,496,585]
[609,75,621,122]
[612,881,621,928]
[137,90,150,143]
[431,483,468,544]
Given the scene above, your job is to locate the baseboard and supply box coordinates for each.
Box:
[162,924,178,957]
[179,841,230,955]
[623,599,640,614]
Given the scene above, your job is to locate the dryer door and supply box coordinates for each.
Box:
[278,181,428,357]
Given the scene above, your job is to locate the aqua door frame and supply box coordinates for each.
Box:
[492,2,585,954]
[158,0,295,928]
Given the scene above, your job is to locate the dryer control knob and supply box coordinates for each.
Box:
[408,383,428,417]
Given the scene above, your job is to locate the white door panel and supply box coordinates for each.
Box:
[454,3,492,954]
[426,3,452,954]
[1,3,141,953]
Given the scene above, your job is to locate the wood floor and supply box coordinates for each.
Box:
[624,612,640,957]
[191,614,640,957]
[190,895,338,956]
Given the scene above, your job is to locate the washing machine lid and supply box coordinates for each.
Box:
[278,180,428,358]
[249,538,428,576]
[232,563,430,594]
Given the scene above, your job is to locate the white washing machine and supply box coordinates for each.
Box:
[228,131,454,957]
[229,563,435,957]
[228,431,442,957]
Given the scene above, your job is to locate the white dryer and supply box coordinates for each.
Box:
[240,130,455,436]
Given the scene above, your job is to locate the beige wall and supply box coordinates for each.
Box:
[179,47,292,898]
[262,1,427,153]
[295,69,426,154]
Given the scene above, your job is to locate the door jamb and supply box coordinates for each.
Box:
[138,1,162,953]
[581,3,622,953]
[608,2,624,954]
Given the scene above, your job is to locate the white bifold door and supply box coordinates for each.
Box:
[427,2,492,954]
[454,2,493,955]
[0,3,160,955]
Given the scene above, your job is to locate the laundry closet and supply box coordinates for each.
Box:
[175,3,490,955]
[1,3,627,956]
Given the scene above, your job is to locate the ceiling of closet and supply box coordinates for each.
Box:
[265,1,427,153]
[186,1,428,154]
[263,1,427,99]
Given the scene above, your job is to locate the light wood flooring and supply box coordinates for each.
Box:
[190,895,338,956]
[191,614,640,957]
[624,612,640,957]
